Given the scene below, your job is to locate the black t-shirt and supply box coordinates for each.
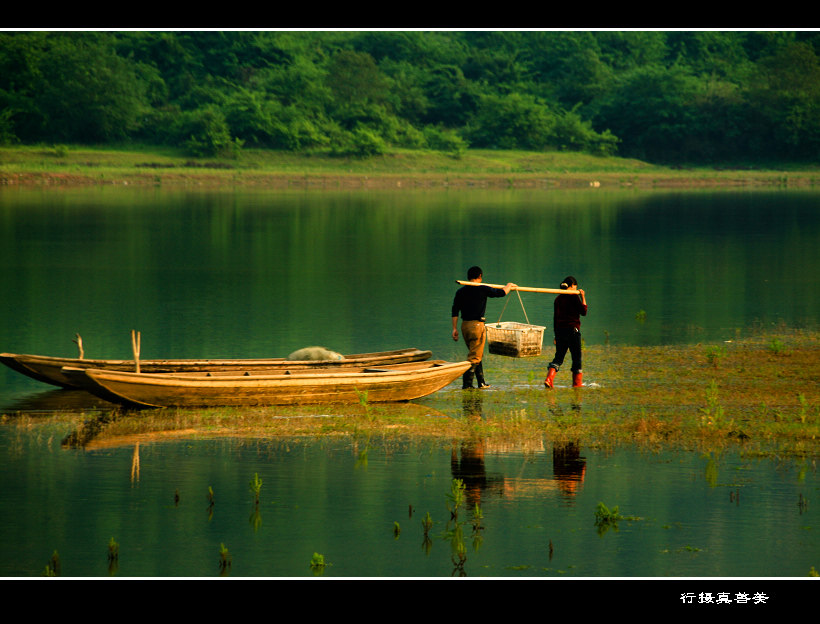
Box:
[452,285,507,322]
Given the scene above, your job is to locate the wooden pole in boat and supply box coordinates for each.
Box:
[455,280,580,295]
[131,330,141,373]
[73,333,84,359]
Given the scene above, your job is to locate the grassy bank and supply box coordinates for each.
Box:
[9,329,818,459]
[3,144,820,190]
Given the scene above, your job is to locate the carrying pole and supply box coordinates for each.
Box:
[455,280,580,295]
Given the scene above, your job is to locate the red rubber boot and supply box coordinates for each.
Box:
[544,367,557,388]
[572,371,583,387]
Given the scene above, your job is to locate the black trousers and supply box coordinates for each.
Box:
[548,327,582,373]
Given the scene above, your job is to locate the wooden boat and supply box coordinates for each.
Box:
[61,360,472,409]
[0,348,433,390]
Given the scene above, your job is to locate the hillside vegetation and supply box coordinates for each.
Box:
[2,31,820,165]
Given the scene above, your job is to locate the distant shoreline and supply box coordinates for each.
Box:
[3,145,820,190]
[5,170,820,191]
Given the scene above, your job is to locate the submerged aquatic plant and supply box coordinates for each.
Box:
[594,501,643,529]
[700,380,725,426]
[768,338,787,355]
[471,503,485,551]
[798,493,809,514]
[421,511,434,535]
[310,552,325,568]
[107,537,119,562]
[310,552,330,575]
[798,394,811,424]
[355,388,377,419]
[249,506,262,532]
[594,502,623,526]
[471,503,484,531]
[452,540,467,576]
[43,550,60,576]
[594,502,644,536]
[218,543,232,573]
[356,389,369,407]
[704,345,726,368]
[356,447,369,469]
[446,478,466,520]
[249,473,262,506]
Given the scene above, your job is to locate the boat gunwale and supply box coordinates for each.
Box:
[63,360,469,386]
[1,347,434,389]
[0,347,432,368]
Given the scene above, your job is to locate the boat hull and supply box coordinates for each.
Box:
[62,360,472,408]
[0,348,432,389]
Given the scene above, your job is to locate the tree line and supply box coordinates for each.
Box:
[1,30,819,163]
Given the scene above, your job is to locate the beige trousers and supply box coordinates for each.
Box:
[461,320,486,367]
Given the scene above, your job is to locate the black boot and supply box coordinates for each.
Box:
[475,362,490,389]
[462,367,475,389]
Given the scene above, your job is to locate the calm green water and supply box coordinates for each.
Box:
[1,187,819,578]
[0,419,817,578]
[2,188,819,381]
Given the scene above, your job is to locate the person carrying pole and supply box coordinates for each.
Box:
[451,266,516,389]
[544,276,587,388]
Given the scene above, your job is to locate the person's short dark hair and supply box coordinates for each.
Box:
[467,266,483,280]
[560,276,577,289]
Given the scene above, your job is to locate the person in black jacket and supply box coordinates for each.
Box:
[452,266,516,389]
[544,276,588,388]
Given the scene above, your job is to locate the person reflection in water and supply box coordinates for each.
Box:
[451,392,488,510]
[552,440,586,500]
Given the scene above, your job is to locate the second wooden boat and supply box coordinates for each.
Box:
[62,360,472,409]
[0,348,433,390]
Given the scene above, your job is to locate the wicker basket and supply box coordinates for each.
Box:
[486,321,546,357]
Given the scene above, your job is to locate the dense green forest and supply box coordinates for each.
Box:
[2,30,820,163]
